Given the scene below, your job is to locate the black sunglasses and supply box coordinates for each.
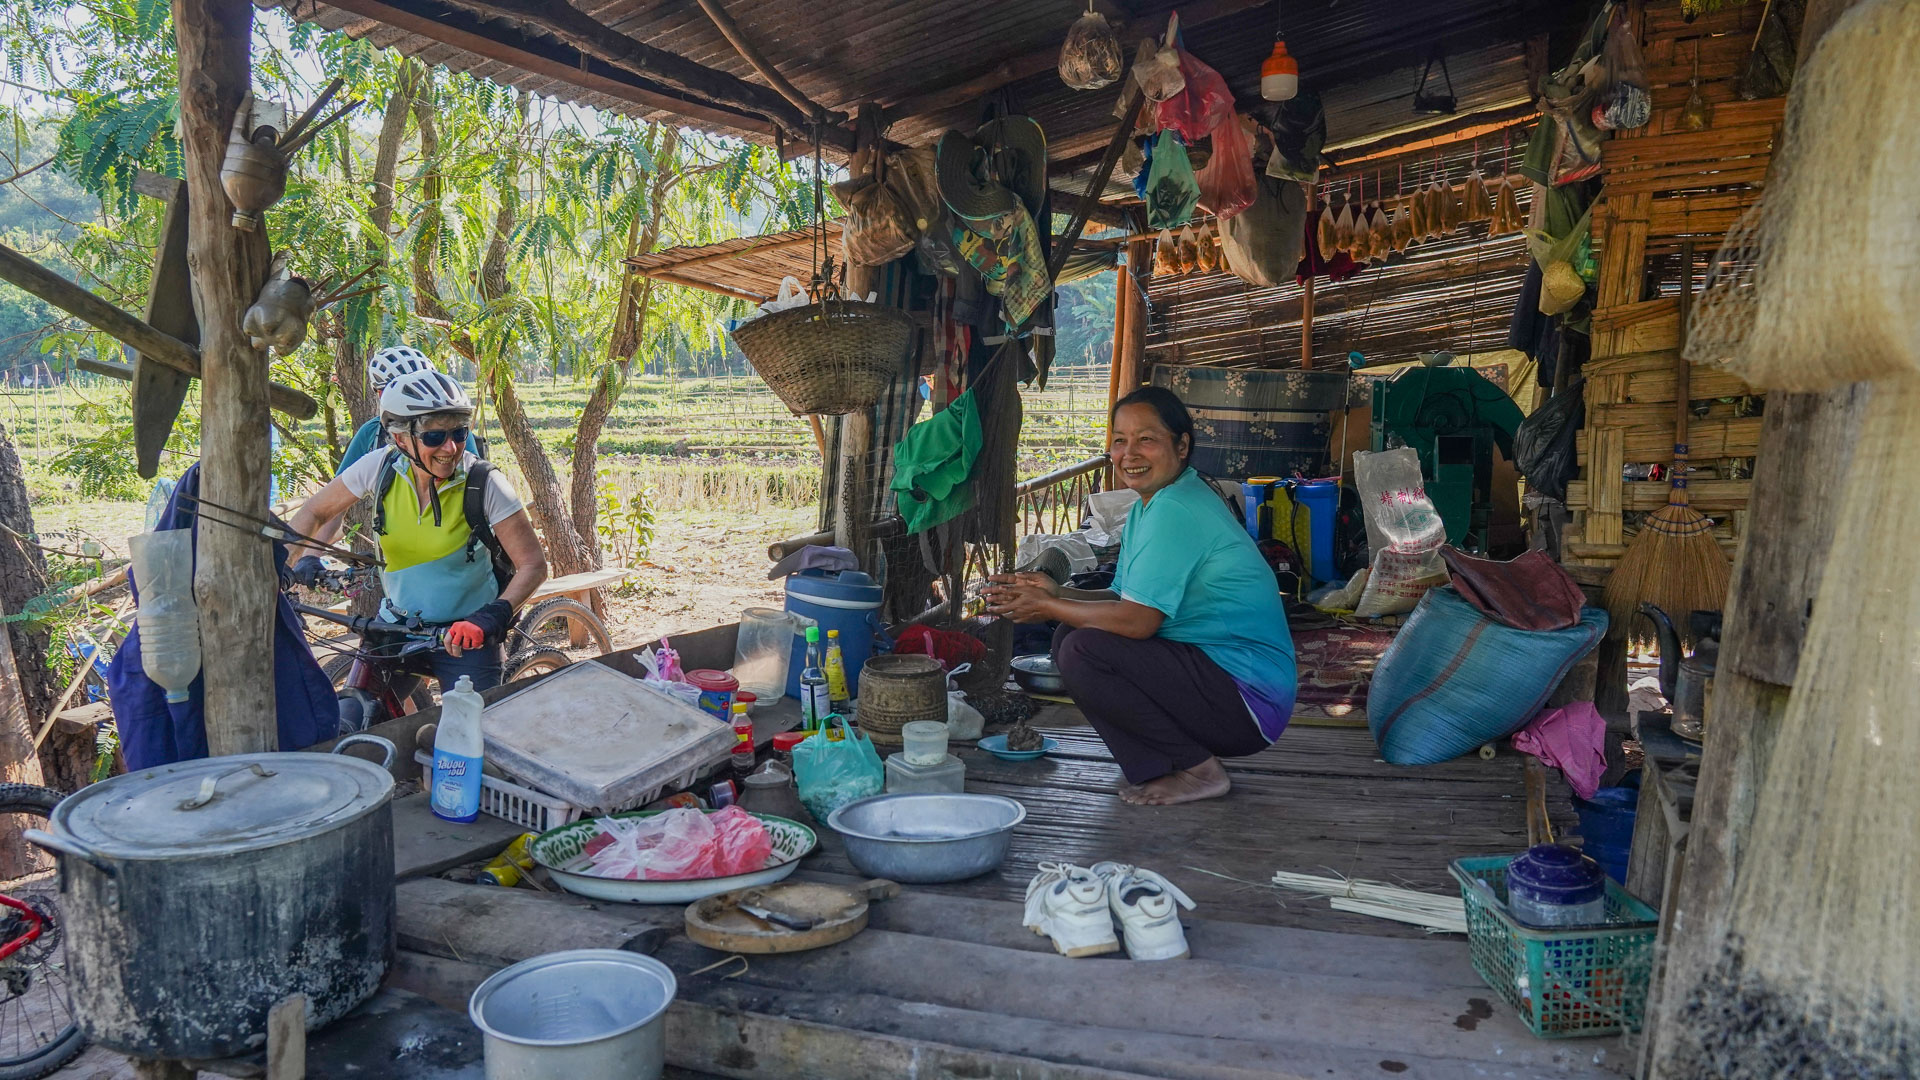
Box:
[412,425,468,449]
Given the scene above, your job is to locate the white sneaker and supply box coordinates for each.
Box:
[1023,862,1121,958]
[1095,863,1196,961]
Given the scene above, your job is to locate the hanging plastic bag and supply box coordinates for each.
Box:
[758,276,810,316]
[1220,175,1307,288]
[1059,7,1124,90]
[1592,4,1651,132]
[1527,204,1594,315]
[1157,47,1234,143]
[1262,90,1325,182]
[837,151,917,267]
[1131,39,1185,103]
[1143,129,1199,230]
[1512,378,1586,501]
[1194,113,1256,220]
[792,714,884,821]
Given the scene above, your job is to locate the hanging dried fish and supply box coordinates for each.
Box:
[1195,225,1220,273]
[1491,175,1524,235]
[1463,169,1490,223]
[1333,201,1356,254]
[1392,198,1414,251]
[1315,203,1337,256]
[1154,229,1180,275]
[1176,225,1200,273]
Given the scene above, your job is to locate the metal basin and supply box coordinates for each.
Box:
[469,949,676,1080]
[1011,654,1067,696]
[827,794,1026,883]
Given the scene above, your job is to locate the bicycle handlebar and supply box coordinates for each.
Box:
[290,601,445,655]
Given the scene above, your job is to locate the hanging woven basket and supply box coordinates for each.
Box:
[731,298,915,416]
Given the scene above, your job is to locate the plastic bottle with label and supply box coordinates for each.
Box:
[432,675,486,823]
[823,629,851,712]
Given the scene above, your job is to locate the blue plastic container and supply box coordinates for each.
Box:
[1240,478,1281,539]
[1289,479,1340,582]
[1574,780,1640,884]
[783,570,886,701]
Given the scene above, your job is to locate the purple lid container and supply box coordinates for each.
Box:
[1506,844,1606,907]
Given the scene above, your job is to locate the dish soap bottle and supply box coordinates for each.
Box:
[799,626,831,728]
[824,629,852,712]
[432,675,486,823]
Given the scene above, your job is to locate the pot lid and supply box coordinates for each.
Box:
[1505,844,1605,904]
[53,752,393,859]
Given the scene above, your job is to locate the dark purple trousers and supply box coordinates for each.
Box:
[1051,624,1270,785]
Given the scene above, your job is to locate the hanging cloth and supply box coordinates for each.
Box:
[889,386,985,534]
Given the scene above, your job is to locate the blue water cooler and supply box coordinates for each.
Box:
[783,570,887,701]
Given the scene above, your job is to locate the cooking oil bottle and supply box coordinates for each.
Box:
[824,629,851,712]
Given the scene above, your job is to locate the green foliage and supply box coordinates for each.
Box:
[594,468,654,565]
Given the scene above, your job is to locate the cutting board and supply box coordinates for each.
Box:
[685,878,899,954]
[480,661,737,812]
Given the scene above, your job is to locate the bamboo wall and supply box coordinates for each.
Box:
[1563,0,1784,566]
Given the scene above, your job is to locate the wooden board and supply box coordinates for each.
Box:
[390,791,525,881]
[684,879,896,954]
[132,179,198,480]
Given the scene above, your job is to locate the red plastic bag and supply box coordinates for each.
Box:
[1156,48,1233,144]
[1195,114,1255,220]
[579,806,772,881]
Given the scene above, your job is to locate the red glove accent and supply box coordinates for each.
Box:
[445,621,487,650]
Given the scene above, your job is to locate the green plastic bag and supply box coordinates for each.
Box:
[1144,130,1199,230]
[792,714,884,822]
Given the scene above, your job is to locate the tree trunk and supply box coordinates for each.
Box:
[176,0,276,756]
[488,371,594,576]
[0,625,47,878]
[0,425,54,731]
[567,126,675,563]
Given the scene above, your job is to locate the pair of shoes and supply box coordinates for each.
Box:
[1023,861,1196,961]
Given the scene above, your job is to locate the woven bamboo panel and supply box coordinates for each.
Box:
[1563,0,1776,565]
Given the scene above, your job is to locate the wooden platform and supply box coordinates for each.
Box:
[380,703,1619,1080]
[802,704,1580,937]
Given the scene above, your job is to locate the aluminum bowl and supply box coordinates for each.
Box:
[827,793,1026,883]
[1011,654,1067,696]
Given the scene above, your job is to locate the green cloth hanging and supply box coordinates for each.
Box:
[889,387,984,534]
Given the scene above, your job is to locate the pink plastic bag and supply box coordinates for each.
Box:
[1195,114,1255,220]
[580,806,772,881]
[1512,703,1607,800]
[1156,48,1233,144]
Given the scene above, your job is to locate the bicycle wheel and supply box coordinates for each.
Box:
[0,785,84,1080]
[511,597,612,656]
[504,647,572,683]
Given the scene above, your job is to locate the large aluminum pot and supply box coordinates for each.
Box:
[25,736,397,1059]
[469,949,676,1080]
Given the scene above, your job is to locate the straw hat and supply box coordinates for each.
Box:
[975,116,1049,217]
[937,130,1020,230]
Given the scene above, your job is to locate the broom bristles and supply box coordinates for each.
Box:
[1604,502,1732,645]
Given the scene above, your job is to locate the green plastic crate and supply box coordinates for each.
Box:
[1449,855,1659,1039]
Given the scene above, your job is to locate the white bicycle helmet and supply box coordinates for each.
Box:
[365,345,435,391]
[379,368,472,421]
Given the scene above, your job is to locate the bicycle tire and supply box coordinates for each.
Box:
[511,597,612,656]
[0,784,85,1080]
[320,655,434,716]
[503,647,572,683]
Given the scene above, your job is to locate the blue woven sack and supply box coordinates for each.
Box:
[1368,587,1607,765]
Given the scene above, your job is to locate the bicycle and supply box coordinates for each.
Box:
[0,785,85,1080]
[292,566,582,731]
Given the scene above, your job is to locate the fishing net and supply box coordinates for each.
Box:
[1685,0,1920,389]
[1666,372,1920,1077]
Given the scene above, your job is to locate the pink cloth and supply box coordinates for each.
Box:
[1512,702,1607,800]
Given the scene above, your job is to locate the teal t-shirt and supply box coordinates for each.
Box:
[336,418,480,475]
[1112,468,1297,741]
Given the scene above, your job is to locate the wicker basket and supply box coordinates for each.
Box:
[852,654,946,747]
[730,299,914,416]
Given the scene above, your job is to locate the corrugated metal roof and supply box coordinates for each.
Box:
[264,0,1584,160]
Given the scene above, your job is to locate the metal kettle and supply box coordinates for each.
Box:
[1639,604,1721,739]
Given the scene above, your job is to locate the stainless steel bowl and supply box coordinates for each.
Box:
[1010,653,1067,695]
[827,794,1026,883]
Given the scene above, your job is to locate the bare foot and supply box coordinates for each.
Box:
[1116,778,1144,799]
[1120,758,1231,806]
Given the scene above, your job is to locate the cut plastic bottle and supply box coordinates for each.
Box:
[128,529,201,704]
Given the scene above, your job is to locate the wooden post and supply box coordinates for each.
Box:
[833,104,888,561]
[1116,241,1149,399]
[1300,183,1316,370]
[1641,1,1871,1074]
[175,0,278,755]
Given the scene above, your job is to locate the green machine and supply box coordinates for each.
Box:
[1369,366,1524,553]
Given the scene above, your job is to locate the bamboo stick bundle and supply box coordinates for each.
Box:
[1270,870,1466,934]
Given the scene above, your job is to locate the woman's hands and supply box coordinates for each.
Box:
[982,572,1059,624]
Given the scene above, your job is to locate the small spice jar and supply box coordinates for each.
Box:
[771,730,809,771]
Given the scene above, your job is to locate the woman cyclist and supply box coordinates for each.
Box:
[286,368,547,690]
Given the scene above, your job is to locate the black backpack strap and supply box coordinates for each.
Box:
[462,461,516,592]
[371,448,400,536]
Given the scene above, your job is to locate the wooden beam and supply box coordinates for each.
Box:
[435,0,843,145]
[313,0,788,141]
[632,269,769,303]
[627,228,825,274]
[0,240,318,418]
[1047,188,1130,229]
[1326,101,1539,168]
[690,0,830,122]
[75,355,315,419]
[878,0,1268,127]
[176,0,278,755]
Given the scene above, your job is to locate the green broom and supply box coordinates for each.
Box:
[1605,243,1732,644]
